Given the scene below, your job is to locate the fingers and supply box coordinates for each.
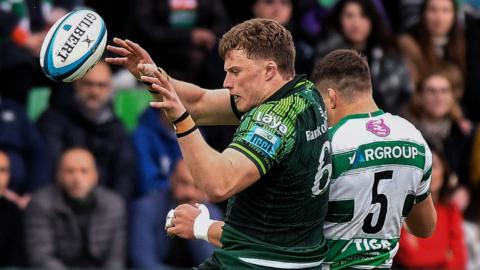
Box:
[151,83,174,99]
[140,75,159,85]
[125,39,147,58]
[112,37,128,49]
[112,37,136,54]
[141,76,172,96]
[141,76,171,98]
[167,226,180,236]
[105,57,128,66]
[150,101,168,109]
[155,70,170,86]
[106,45,131,57]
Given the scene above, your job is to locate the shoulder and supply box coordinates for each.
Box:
[242,94,311,138]
[0,197,21,215]
[28,184,60,210]
[330,113,429,151]
[0,99,28,119]
[398,34,421,55]
[388,114,426,139]
[95,186,126,212]
[37,108,70,125]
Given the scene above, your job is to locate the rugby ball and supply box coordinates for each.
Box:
[40,10,107,82]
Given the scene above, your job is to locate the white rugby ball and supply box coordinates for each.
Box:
[40,9,107,82]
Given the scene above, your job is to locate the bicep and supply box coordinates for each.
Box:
[405,194,436,238]
[218,148,261,199]
[191,89,240,126]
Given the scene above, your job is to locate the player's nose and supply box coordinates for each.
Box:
[223,74,233,89]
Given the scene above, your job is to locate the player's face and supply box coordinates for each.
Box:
[421,75,454,119]
[0,152,10,194]
[430,152,444,195]
[425,0,455,38]
[253,0,292,26]
[75,63,113,113]
[223,50,269,112]
[57,150,98,199]
[340,2,372,45]
[171,161,206,204]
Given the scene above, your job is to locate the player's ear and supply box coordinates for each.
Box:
[326,88,337,109]
[264,61,277,81]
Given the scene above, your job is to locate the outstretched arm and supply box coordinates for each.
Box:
[140,72,259,202]
[106,38,239,125]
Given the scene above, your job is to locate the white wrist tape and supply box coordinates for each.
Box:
[165,209,175,230]
[193,204,215,242]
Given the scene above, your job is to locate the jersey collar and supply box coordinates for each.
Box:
[329,110,385,137]
[231,74,309,120]
[264,74,308,103]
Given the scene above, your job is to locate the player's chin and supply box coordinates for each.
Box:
[236,100,252,113]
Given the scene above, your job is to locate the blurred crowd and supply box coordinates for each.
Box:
[1,0,480,269]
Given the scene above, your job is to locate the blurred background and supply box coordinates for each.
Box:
[0,0,480,269]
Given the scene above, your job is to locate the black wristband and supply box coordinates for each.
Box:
[173,111,189,124]
[176,125,198,138]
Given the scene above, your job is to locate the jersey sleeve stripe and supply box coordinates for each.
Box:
[415,188,431,203]
[229,143,267,176]
[421,166,432,182]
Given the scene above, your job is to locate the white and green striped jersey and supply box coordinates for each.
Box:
[322,110,432,270]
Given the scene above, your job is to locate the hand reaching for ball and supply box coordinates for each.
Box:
[105,38,156,80]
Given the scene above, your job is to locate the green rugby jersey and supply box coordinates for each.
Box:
[322,111,432,270]
[212,75,332,269]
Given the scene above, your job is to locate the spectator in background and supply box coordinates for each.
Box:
[395,146,467,270]
[132,107,181,196]
[315,0,413,114]
[252,0,314,75]
[129,159,223,269]
[398,0,465,86]
[402,70,474,189]
[131,0,228,83]
[0,0,72,105]
[0,97,50,209]
[382,0,424,34]
[0,150,24,268]
[25,148,126,269]
[37,62,137,200]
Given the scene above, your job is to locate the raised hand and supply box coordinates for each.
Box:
[105,38,155,79]
[140,68,186,121]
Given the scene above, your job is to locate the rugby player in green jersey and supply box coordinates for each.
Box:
[165,50,438,270]
[107,19,332,269]
[310,50,437,269]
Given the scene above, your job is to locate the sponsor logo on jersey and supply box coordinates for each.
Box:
[366,119,390,137]
[306,124,328,141]
[244,126,281,158]
[342,238,393,253]
[364,145,419,161]
[253,111,288,134]
[348,151,366,165]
